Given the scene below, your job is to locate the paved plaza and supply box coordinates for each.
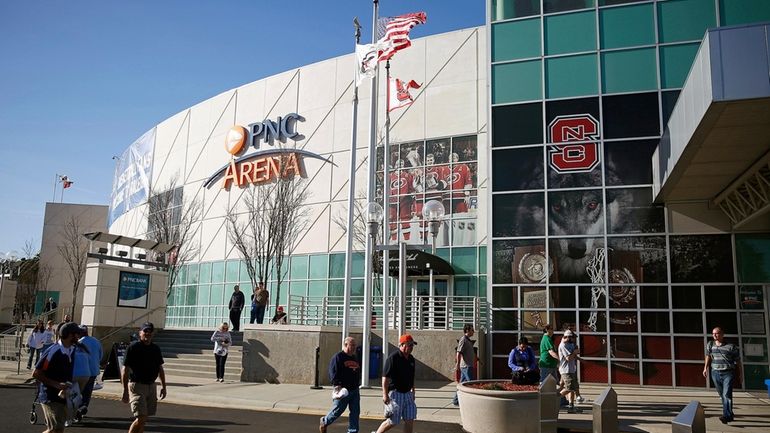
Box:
[2,359,769,432]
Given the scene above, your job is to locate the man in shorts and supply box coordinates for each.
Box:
[33,321,81,433]
[373,334,418,433]
[121,322,166,433]
[558,329,581,413]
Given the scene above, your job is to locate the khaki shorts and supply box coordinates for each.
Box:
[562,373,579,392]
[129,382,158,417]
[42,401,67,430]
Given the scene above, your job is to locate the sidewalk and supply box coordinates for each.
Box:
[2,359,768,432]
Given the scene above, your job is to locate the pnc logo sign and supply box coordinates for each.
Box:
[203,113,333,190]
[547,114,600,173]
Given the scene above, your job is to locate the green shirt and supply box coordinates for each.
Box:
[539,334,557,369]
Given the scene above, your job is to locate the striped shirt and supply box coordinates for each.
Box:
[706,341,739,371]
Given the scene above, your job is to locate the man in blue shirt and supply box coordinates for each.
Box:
[33,322,81,433]
[320,336,361,433]
[77,325,103,417]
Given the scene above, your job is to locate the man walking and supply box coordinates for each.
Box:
[320,336,361,433]
[703,326,740,424]
[539,324,559,382]
[451,324,475,405]
[121,322,167,433]
[250,282,268,324]
[33,322,81,433]
[558,329,581,413]
[77,325,102,418]
[228,285,245,331]
[373,334,418,433]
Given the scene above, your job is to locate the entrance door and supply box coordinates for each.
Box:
[410,277,451,329]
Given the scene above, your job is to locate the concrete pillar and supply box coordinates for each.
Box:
[539,375,560,433]
[671,401,705,433]
[592,386,618,433]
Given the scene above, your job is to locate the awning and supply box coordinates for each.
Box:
[82,232,177,253]
[373,248,455,277]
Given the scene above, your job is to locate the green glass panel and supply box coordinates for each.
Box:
[436,247,451,263]
[211,261,224,283]
[328,280,344,297]
[660,43,700,88]
[545,0,594,14]
[492,0,541,21]
[240,282,252,293]
[352,253,365,278]
[544,11,596,55]
[196,284,209,305]
[492,60,542,104]
[176,265,187,285]
[210,284,224,305]
[479,246,487,275]
[290,255,309,280]
[736,234,770,283]
[309,254,329,279]
[545,53,598,98]
[225,260,240,283]
[452,247,478,275]
[308,281,327,298]
[167,286,178,306]
[454,276,477,297]
[720,0,770,25]
[479,276,488,299]
[185,285,197,306]
[600,3,655,49]
[601,48,657,93]
[658,0,716,43]
[290,281,307,297]
[492,18,541,62]
[187,263,201,284]
[329,253,345,279]
[744,364,770,390]
[352,279,365,297]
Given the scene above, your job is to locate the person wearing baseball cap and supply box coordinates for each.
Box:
[558,329,581,413]
[121,322,166,433]
[33,321,81,433]
[373,334,418,433]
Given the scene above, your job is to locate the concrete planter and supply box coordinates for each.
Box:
[457,380,540,433]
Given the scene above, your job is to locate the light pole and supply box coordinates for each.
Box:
[361,202,383,387]
[423,200,445,329]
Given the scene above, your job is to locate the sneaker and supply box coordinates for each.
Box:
[78,406,88,416]
[93,382,103,391]
[576,395,585,403]
[719,416,729,424]
[319,417,327,433]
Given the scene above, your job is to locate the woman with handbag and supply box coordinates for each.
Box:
[210,322,232,382]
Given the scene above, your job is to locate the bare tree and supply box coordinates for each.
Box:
[227,164,310,312]
[147,176,201,297]
[57,216,88,318]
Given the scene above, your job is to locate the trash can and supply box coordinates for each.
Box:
[370,346,382,379]
[357,345,382,379]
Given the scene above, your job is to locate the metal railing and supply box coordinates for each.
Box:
[288,295,486,330]
[165,295,488,331]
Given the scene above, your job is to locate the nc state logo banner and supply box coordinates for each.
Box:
[547,114,600,173]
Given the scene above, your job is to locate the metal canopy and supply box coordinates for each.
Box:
[374,248,455,277]
[82,232,177,253]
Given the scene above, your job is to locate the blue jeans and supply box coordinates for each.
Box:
[27,347,40,368]
[322,388,360,433]
[540,367,558,383]
[452,366,474,405]
[255,305,266,324]
[711,369,735,420]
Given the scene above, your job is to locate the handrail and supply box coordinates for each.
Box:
[0,307,62,336]
[98,305,167,343]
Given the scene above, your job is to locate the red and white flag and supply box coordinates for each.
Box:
[60,175,74,189]
[388,78,421,112]
[376,12,427,62]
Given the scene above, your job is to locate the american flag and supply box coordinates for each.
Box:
[376,12,427,62]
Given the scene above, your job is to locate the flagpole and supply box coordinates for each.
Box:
[52,174,59,202]
[342,17,362,352]
[363,0,388,380]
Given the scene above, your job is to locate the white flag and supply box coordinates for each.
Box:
[388,78,421,112]
[355,43,381,86]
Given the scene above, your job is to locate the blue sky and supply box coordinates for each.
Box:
[0,0,485,255]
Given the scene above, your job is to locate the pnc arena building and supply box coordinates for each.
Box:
[108,0,770,389]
